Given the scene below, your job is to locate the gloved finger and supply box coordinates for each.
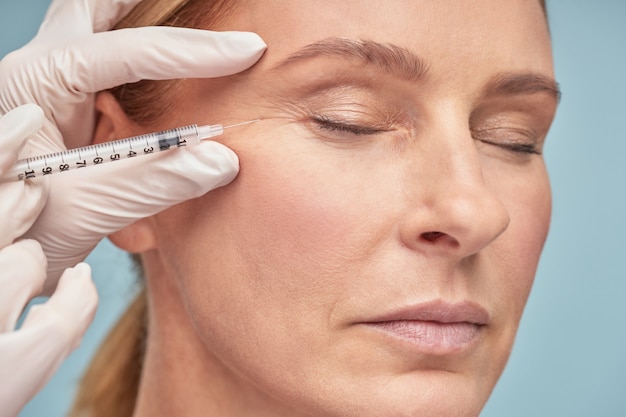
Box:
[58,27,266,93]
[34,27,265,148]
[36,0,142,40]
[0,106,49,247]
[25,140,239,293]
[0,179,48,248]
[0,104,44,173]
[0,240,47,333]
[21,263,98,351]
[92,0,144,33]
[36,0,93,40]
[0,263,97,417]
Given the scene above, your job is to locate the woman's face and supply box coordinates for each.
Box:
[141,0,557,415]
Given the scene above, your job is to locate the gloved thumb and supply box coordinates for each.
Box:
[24,139,239,293]
[0,105,49,248]
[0,104,44,171]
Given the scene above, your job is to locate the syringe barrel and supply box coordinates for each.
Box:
[1,124,214,182]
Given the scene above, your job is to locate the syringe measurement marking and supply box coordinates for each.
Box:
[43,156,50,176]
[4,121,258,182]
[129,138,138,158]
[111,142,119,162]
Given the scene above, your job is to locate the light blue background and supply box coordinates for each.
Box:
[1,1,625,416]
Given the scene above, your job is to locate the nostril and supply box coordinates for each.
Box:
[419,231,460,249]
[421,231,445,242]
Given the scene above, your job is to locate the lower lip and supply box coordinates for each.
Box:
[364,320,483,354]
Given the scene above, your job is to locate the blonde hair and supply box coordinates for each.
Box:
[68,288,147,417]
[69,1,549,415]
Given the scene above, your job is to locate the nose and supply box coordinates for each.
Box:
[399,127,510,260]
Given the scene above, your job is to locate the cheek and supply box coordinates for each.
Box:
[241,159,355,262]
[222,127,404,283]
[151,128,410,402]
[157,127,405,329]
[240,159,367,268]
[467,160,550,384]
[488,161,551,319]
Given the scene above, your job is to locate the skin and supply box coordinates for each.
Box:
[95,1,558,416]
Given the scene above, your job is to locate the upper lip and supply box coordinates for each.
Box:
[364,300,490,325]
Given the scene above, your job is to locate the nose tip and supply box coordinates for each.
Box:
[446,188,510,253]
[400,185,511,259]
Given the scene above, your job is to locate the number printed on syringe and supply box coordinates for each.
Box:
[1,120,258,182]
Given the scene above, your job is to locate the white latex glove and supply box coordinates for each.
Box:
[0,0,266,294]
[0,105,98,417]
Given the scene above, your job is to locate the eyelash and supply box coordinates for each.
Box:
[312,116,541,155]
[311,116,388,136]
[472,129,542,155]
[478,139,541,155]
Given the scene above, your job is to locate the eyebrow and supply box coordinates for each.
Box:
[272,37,561,102]
[484,73,561,102]
[273,37,429,83]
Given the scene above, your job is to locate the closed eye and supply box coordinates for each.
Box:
[477,139,541,155]
[472,128,542,155]
[311,116,390,136]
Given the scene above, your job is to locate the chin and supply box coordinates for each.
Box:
[371,373,488,417]
[290,367,492,417]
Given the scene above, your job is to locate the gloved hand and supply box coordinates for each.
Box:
[0,105,98,417]
[0,0,266,294]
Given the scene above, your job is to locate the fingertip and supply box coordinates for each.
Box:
[69,262,92,278]
[225,144,240,168]
[0,105,45,169]
[57,262,97,300]
[0,104,44,131]
[0,240,47,331]
[209,30,267,71]
[221,30,267,54]
[196,139,240,168]
[46,263,99,333]
[19,262,99,354]
[0,239,48,288]
[187,140,240,187]
[21,103,45,120]
[13,239,47,265]
[81,27,267,92]
[91,0,143,32]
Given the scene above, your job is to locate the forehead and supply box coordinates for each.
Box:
[218,0,553,80]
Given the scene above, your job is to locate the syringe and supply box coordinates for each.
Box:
[1,120,258,182]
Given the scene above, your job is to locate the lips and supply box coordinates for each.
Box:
[361,300,489,354]
[366,300,490,325]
